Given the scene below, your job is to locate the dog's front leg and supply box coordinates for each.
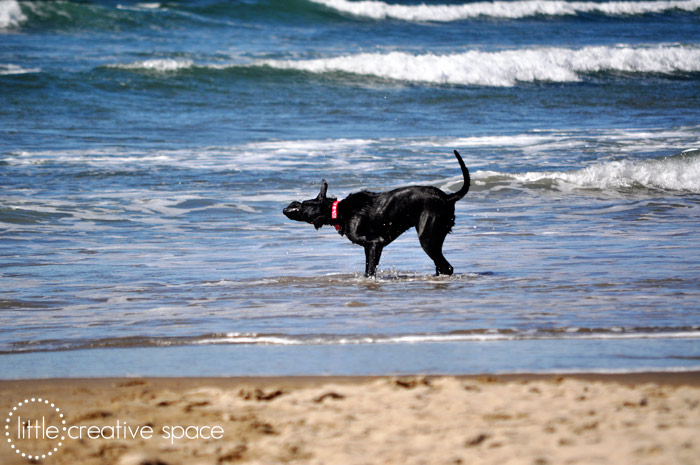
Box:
[364,243,383,278]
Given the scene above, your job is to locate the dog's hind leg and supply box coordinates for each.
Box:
[364,242,383,277]
[417,214,454,276]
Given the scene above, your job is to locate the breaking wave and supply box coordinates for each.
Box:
[4,327,700,353]
[104,44,700,87]
[259,44,700,86]
[0,0,25,30]
[0,63,41,75]
[106,58,196,72]
[5,131,698,194]
[6,0,700,33]
[312,0,700,21]
[475,150,700,193]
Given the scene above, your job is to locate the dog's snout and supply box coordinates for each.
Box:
[283,201,302,218]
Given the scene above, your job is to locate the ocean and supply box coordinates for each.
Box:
[1,0,699,378]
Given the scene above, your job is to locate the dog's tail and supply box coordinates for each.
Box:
[447,150,470,204]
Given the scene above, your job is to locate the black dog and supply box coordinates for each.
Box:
[283,150,470,277]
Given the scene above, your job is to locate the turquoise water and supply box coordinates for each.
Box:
[1,0,700,377]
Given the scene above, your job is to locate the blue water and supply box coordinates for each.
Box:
[1,0,700,378]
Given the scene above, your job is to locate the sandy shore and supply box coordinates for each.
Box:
[1,373,698,465]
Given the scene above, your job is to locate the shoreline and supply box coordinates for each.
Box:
[2,369,700,386]
[1,371,698,464]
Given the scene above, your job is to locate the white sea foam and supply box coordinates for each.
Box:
[1,140,381,174]
[426,134,554,148]
[463,148,700,193]
[432,127,700,163]
[247,138,378,152]
[0,64,41,75]
[116,2,164,12]
[106,44,700,86]
[513,154,700,192]
[261,44,700,86]
[108,58,195,72]
[5,129,699,196]
[0,0,26,30]
[192,329,700,346]
[135,2,161,9]
[198,333,306,345]
[312,0,700,21]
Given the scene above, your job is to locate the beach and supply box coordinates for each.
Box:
[1,372,698,465]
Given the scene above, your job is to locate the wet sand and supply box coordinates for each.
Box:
[1,372,698,464]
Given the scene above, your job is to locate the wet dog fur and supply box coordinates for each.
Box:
[283,150,470,277]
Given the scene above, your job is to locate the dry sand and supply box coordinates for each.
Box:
[1,373,698,465]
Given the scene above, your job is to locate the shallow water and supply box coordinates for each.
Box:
[1,0,700,377]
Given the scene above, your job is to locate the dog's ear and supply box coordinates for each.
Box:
[312,216,325,230]
[317,179,328,200]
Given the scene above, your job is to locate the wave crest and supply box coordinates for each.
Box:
[260,44,700,86]
[474,151,700,193]
[5,326,699,353]
[106,58,195,72]
[0,63,41,75]
[312,0,700,21]
[0,0,26,30]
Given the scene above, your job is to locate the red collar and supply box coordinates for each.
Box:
[331,200,341,231]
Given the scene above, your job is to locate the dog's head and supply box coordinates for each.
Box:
[283,180,335,230]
